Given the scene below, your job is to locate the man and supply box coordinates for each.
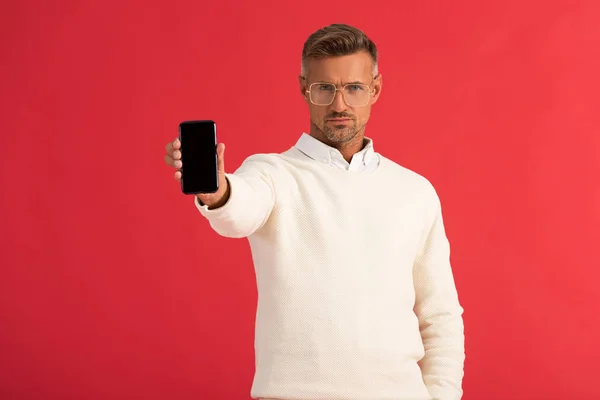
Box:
[165,24,465,400]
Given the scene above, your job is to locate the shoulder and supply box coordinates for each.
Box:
[233,151,294,177]
[378,155,442,207]
[378,155,435,190]
[238,152,286,166]
[241,147,317,170]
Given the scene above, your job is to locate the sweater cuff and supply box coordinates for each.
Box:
[193,173,269,238]
[194,174,235,216]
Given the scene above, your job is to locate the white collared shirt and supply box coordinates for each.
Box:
[293,133,380,173]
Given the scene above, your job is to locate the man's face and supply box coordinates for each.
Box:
[300,51,382,146]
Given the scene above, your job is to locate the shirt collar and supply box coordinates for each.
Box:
[294,132,376,168]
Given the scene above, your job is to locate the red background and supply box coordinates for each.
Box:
[1,1,599,399]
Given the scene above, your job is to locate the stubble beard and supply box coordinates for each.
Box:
[321,120,360,144]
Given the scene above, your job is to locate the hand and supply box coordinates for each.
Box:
[164,138,230,209]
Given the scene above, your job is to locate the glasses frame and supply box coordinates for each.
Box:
[303,76,378,107]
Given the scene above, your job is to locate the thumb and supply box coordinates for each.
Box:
[216,143,225,173]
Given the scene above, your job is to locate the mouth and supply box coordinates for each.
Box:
[326,118,353,123]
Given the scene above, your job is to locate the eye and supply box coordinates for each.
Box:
[347,85,364,92]
[317,84,335,92]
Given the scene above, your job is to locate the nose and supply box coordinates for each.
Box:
[330,90,347,112]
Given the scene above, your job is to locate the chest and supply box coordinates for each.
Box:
[267,177,428,261]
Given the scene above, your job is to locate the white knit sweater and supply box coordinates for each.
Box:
[195,141,465,400]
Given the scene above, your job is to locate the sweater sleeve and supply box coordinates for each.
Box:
[413,191,465,400]
[194,155,276,238]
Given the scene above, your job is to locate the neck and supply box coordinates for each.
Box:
[309,123,367,163]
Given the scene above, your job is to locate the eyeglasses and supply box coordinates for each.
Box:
[305,81,375,107]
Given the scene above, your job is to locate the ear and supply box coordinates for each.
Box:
[371,74,383,105]
[299,75,309,103]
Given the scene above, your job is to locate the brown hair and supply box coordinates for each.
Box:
[301,24,378,76]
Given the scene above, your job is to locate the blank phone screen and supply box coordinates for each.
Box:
[179,120,218,194]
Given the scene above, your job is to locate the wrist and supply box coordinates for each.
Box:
[197,178,230,210]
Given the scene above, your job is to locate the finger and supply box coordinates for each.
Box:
[173,138,181,150]
[165,154,182,169]
[216,143,225,172]
[165,141,173,154]
[172,150,181,160]
[174,170,181,181]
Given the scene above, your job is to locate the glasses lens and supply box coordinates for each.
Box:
[309,83,372,106]
[343,84,370,106]
[310,83,336,105]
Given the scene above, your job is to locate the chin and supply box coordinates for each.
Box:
[323,127,358,144]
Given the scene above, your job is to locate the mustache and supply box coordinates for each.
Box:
[325,112,355,119]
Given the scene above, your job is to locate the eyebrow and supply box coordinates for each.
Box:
[314,80,367,85]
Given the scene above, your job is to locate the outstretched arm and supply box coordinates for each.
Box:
[195,154,277,239]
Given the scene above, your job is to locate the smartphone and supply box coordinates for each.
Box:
[178,120,219,195]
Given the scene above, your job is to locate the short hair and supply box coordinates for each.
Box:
[301,23,378,77]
